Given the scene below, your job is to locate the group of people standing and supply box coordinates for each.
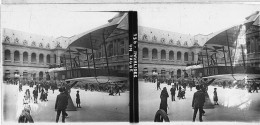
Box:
[158,81,219,122]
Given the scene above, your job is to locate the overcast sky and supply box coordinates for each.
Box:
[1,5,117,37]
[1,4,260,37]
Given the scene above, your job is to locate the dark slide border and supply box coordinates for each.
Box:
[129,11,138,123]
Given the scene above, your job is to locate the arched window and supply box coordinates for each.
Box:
[191,52,195,61]
[152,68,157,74]
[54,54,57,63]
[143,68,148,79]
[177,51,182,60]
[31,53,36,63]
[170,70,174,78]
[169,51,174,60]
[14,70,19,77]
[47,54,51,64]
[23,71,28,80]
[4,70,11,80]
[108,44,113,57]
[142,48,149,59]
[161,50,166,60]
[14,51,20,62]
[152,49,158,60]
[177,69,182,78]
[184,52,189,61]
[32,73,36,80]
[23,52,28,63]
[161,69,166,75]
[39,71,43,81]
[4,50,11,61]
[39,54,44,64]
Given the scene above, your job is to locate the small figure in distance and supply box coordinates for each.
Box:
[76,90,81,108]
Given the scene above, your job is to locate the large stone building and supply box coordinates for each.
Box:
[2,12,129,81]
[138,26,212,80]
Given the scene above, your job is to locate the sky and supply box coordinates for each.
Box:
[137,4,260,35]
[1,5,118,37]
[1,4,260,37]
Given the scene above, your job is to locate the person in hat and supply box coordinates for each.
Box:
[170,85,176,101]
[159,87,169,114]
[76,90,81,108]
[55,87,68,123]
[213,88,219,105]
[192,85,205,122]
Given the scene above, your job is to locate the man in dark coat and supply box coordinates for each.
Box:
[192,85,205,122]
[159,87,169,114]
[170,85,176,101]
[55,88,68,123]
[33,87,38,103]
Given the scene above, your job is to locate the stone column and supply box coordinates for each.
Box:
[166,51,169,61]
[20,53,23,64]
[10,52,14,63]
[149,49,152,61]
[158,50,161,61]
[174,51,177,61]
[36,53,39,64]
[28,55,31,64]
[182,52,185,63]
[194,53,198,64]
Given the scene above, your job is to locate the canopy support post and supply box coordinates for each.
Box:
[222,46,227,71]
[102,29,110,77]
[226,30,234,75]
[205,46,210,76]
[200,52,205,76]
[85,49,90,75]
[68,47,74,78]
[89,33,97,77]
[241,44,246,69]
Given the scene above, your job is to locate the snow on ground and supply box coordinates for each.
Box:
[139,80,260,122]
[2,84,129,123]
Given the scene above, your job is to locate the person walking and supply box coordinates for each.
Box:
[213,88,219,105]
[76,90,81,108]
[33,87,38,103]
[192,85,205,122]
[159,87,169,114]
[157,80,161,90]
[177,86,182,100]
[55,88,68,123]
[170,85,176,101]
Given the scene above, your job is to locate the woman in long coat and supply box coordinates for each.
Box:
[213,88,219,105]
[159,87,169,114]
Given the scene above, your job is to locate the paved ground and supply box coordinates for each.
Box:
[139,80,260,122]
[2,84,129,123]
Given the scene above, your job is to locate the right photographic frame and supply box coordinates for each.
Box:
[137,4,260,122]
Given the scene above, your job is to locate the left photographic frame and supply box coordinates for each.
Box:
[1,5,136,123]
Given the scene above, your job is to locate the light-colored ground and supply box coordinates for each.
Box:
[139,80,260,122]
[2,84,129,123]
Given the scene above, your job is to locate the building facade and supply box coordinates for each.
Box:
[2,13,129,81]
[2,28,69,81]
[138,26,211,80]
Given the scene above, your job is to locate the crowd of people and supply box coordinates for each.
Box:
[211,79,260,93]
[157,81,211,122]
[149,76,260,122]
[4,79,129,123]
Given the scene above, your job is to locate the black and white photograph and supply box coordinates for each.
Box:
[1,5,130,123]
[137,4,260,122]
